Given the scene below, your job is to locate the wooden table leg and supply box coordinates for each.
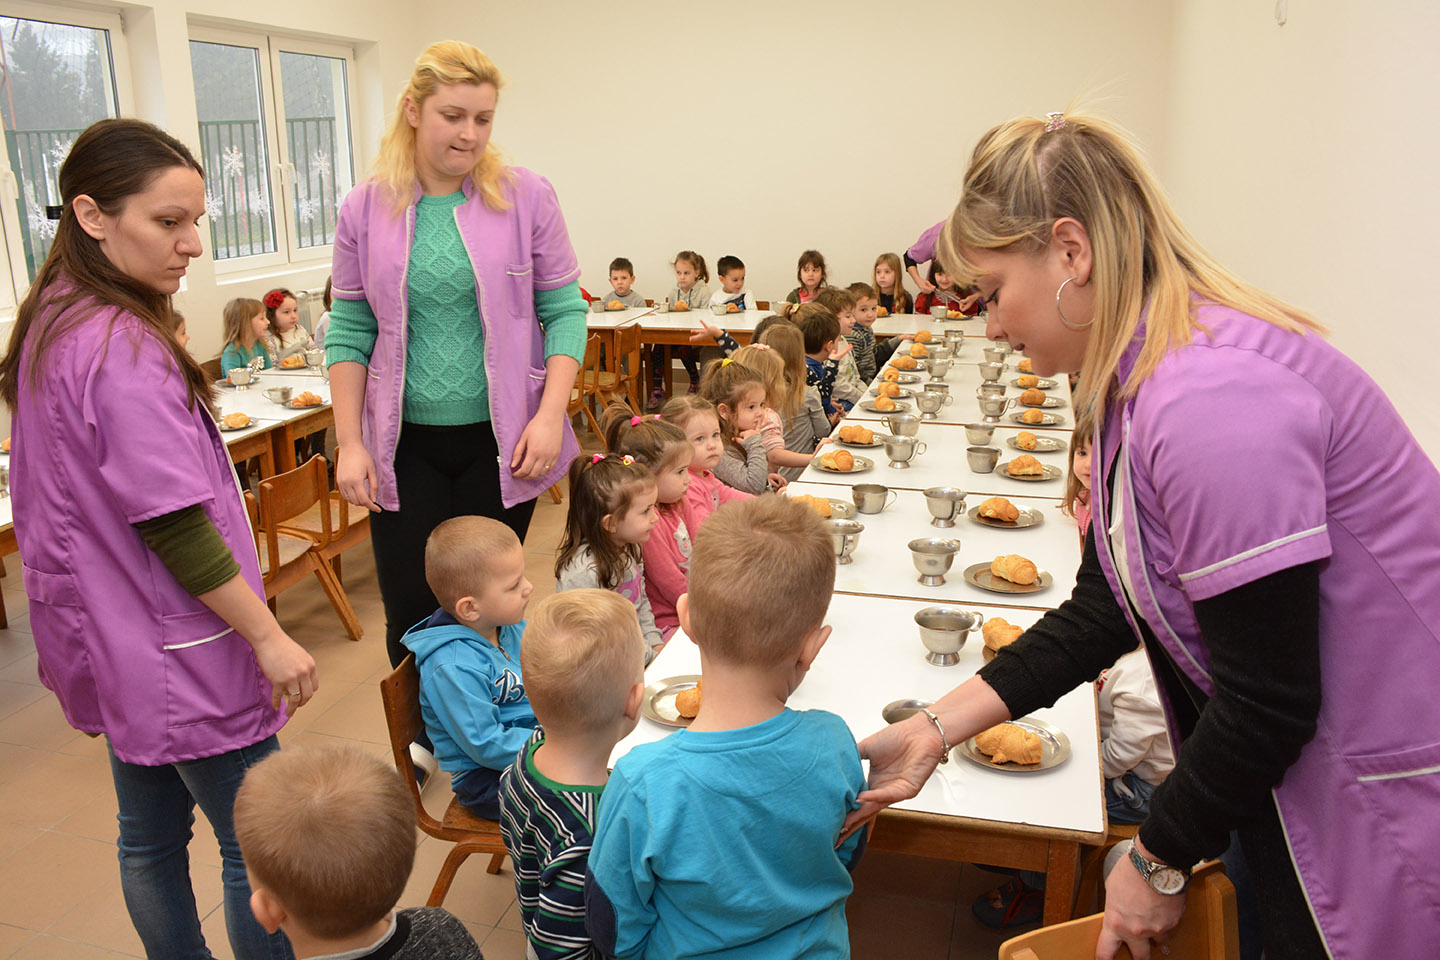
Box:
[1042,840,1081,925]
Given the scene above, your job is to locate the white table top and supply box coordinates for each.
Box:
[215,375,331,445]
[870,315,989,339]
[634,307,774,334]
[787,480,1081,610]
[585,306,656,329]
[612,592,1103,836]
[802,423,1073,499]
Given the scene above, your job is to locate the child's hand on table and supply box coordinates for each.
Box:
[767,472,788,492]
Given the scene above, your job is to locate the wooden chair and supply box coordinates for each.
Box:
[1000,861,1238,960]
[201,356,223,382]
[596,322,644,414]
[248,455,363,641]
[278,483,371,586]
[1073,823,1140,915]
[567,333,604,440]
[644,298,654,307]
[379,655,507,906]
[756,300,771,309]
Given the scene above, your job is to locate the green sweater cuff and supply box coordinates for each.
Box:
[324,296,379,368]
[535,281,588,363]
[134,504,242,596]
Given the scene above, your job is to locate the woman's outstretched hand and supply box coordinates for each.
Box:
[840,713,942,841]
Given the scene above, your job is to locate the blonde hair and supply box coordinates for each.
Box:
[222,298,265,351]
[659,393,716,436]
[373,41,513,214]
[759,323,808,415]
[940,110,1322,427]
[521,590,645,733]
[732,344,795,420]
[424,515,521,613]
[697,358,765,453]
[688,497,834,667]
[234,743,414,939]
[1060,410,1094,521]
[873,253,912,313]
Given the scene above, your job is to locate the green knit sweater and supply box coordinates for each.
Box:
[325,191,588,425]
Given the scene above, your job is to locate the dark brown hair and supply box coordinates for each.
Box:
[600,403,690,472]
[322,276,333,311]
[814,287,856,314]
[847,281,876,301]
[793,302,841,354]
[796,249,827,290]
[1,118,209,412]
[554,452,656,589]
[263,287,296,335]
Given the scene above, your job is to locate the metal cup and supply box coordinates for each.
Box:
[929,305,947,319]
[909,538,962,586]
[964,422,996,445]
[978,361,1003,382]
[304,348,325,369]
[926,358,953,380]
[921,382,950,400]
[851,483,896,514]
[927,344,952,363]
[589,299,605,313]
[824,518,865,564]
[977,381,1005,398]
[881,413,921,437]
[881,434,927,468]
[264,386,293,404]
[227,367,252,387]
[967,445,1000,473]
[914,607,985,666]
[914,391,946,421]
[923,486,967,528]
[943,328,965,347]
[977,393,1014,423]
[982,347,1005,365]
[994,340,1014,355]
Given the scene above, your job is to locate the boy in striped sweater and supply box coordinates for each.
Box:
[499,590,648,960]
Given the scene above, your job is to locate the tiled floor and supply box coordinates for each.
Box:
[0,418,1025,959]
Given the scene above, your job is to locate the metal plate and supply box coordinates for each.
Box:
[641,675,701,728]
[999,461,1064,482]
[957,717,1071,772]
[1009,411,1067,428]
[790,496,857,520]
[1019,395,1066,409]
[834,435,884,449]
[217,419,253,433]
[869,386,915,399]
[967,505,1046,529]
[882,372,925,384]
[1009,377,1059,389]
[1005,435,1067,454]
[214,377,262,388]
[858,399,912,414]
[963,561,1054,595]
[811,454,875,474]
[881,698,934,725]
[604,304,630,311]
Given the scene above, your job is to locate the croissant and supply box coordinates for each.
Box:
[973,722,1043,765]
[1,437,10,453]
[876,306,889,318]
[1016,374,1039,388]
[820,450,855,471]
[1020,388,1046,406]
[222,412,251,429]
[1008,455,1043,476]
[293,391,324,408]
[913,330,933,343]
[946,309,963,319]
[893,356,919,370]
[606,300,624,310]
[838,424,874,444]
[978,496,1020,522]
[1016,431,1038,450]
[672,300,690,312]
[1017,358,1033,373]
[675,680,702,719]
[877,382,902,398]
[280,354,307,368]
[726,303,739,313]
[909,342,928,358]
[873,396,897,412]
[982,618,1024,652]
[1019,408,1044,424]
[792,495,832,518]
[991,554,1039,585]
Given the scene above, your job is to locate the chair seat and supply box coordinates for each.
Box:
[441,796,507,839]
[279,497,369,544]
[257,531,315,577]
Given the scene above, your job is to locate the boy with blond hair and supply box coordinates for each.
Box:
[234,742,482,959]
[585,497,866,959]
[402,515,536,820]
[499,589,648,960]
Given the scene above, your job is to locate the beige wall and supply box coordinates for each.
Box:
[1161,0,1440,461]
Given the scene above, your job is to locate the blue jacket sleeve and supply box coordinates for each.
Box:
[585,772,657,958]
[428,662,535,770]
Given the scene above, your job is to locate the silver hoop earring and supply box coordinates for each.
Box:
[1055,276,1094,330]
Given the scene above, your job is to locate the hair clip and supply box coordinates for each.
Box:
[621,455,635,465]
[590,454,605,465]
[1044,112,1066,133]
[721,357,734,367]
[263,290,287,309]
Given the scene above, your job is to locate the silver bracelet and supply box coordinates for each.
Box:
[920,707,952,764]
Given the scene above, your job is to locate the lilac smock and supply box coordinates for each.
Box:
[13,295,283,766]
[1093,304,1440,956]
[329,168,582,511]
[905,218,945,266]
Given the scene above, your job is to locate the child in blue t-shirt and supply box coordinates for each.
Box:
[586,497,866,959]
[402,516,537,820]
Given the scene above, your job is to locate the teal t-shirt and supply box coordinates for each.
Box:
[220,341,270,373]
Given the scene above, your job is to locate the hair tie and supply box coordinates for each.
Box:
[621,455,635,465]
[590,454,605,465]
[721,357,733,367]
[630,416,643,426]
[1043,111,1066,133]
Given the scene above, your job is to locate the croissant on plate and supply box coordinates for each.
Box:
[820,449,855,471]
[1017,358,1033,373]
[672,300,690,311]
[1008,455,1044,476]
[880,368,900,382]
[873,396,896,411]
[892,356,918,370]
[913,330,933,343]
[1016,374,1039,388]
[1019,408,1044,424]
[792,495,833,518]
[991,554,1039,585]
[978,496,1020,522]
[726,303,739,313]
[838,424,874,444]
[222,412,251,429]
[982,618,1024,652]
[909,342,928,358]
[973,722,1043,765]
[877,382,902,397]
[675,680,702,719]
[876,306,890,317]
[1016,431,1038,450]
[1020,387,1046,406]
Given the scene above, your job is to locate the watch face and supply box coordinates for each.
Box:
[1151,866,1187,895]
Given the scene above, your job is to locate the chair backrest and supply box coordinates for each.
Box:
[645,298,654,307]
[613,322,644,376]
[257,455,331,536]
[201,356,224,382]
[576,333,602,391]
[756,300,771,310]
[999,862,1238,960]
[378,655,444,836]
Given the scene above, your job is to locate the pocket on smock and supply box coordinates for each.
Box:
[1351,741,1440,903]
[505,260,534,321]
[161,610,267,728]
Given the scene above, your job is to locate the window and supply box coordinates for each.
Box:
[0,5,125,304]
[189,27,355,273]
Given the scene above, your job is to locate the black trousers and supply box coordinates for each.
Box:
[370,422,536,669]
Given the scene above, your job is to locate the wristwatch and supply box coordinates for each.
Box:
[1127,840,1190,895]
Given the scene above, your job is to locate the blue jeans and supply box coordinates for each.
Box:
[108,736,294,960]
